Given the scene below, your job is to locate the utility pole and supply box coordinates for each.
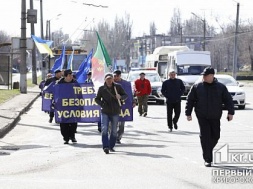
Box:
[20,0,27,93]
[30,0,37,85]
[40,0,46,80]
[232,3,240,79]
[191,12,206,51]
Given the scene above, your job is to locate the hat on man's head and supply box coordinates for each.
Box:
[87,71,92,76]
[113,70,121,75]
[54,69,61,74]
[139,72,145,76]
[104,73,113,80]
[64,69,72,77]
[201,67,215,76]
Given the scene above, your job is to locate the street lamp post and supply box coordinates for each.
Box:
[29,0,37,85]
[191,12,206,51]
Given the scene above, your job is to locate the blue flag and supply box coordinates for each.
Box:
[76,49,93,83]
[51,45,65,72]
[67,49,74,69]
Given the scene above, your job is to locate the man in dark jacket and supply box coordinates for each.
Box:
[161,69,185,132]
[57,69,78,144]
[113,70,136,144]
[185,67,234,167]
[95,73,128,154]
[44,70,62,123]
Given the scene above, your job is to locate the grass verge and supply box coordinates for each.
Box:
[0,76,42,104]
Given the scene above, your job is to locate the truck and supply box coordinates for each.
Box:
[165,50,211,97]
[144,46,189,78]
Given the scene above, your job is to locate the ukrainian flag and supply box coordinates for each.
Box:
[31,35,54,57]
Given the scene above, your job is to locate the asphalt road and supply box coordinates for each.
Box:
[0,87,253,189]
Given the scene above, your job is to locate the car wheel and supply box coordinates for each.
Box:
[156,100,164,105]
[238,105,245,110]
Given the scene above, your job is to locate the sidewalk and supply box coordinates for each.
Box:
[0,86,41,138]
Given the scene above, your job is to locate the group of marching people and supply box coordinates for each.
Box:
[40,69,133,154]
[40,66,235,167]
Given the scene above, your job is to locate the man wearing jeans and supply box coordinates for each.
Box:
[95,73,128,154]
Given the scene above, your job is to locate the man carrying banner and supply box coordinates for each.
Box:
[57,69,78,144]
[95,73,128,154]
[44,69,62,123]
[113,70,136,144]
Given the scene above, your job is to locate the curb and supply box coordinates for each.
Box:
[0,92,40,139]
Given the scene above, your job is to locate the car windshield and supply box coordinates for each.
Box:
[128,73,161,82]
[216,77,238,86]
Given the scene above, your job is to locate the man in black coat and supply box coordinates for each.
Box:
[161,69,185,132]
[185,67,234,167]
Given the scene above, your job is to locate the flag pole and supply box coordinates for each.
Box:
[114,86,122,106]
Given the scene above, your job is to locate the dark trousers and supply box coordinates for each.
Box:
[49,111,54,118]
[60,123,77,142]
[166,101,181,129]
[197,117,220,162]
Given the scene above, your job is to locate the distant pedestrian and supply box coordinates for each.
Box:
[134,72,151,117]
[161,69,185,132]
[185,67,234,167]
[85,71,93,84]
[113,70,136,144]
[95,73,128,154]
[57,69,78,144]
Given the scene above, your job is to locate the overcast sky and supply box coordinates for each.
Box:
[0,0,252,41]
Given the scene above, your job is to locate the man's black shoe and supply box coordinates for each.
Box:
[142,112,147,117]
[71,138,77,143]
[116,140,121,144]
[109,148,115,152]
[64,140,69,144]
[104,148,109,154]
[98,128,101,133]
[49,117,53,123]
[204,162,211,167]
[173,123,178,130]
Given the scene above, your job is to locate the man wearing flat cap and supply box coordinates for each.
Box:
[185,66,234,167]
[134,72,151,117]
[95,73,128,154]
[44,69,63,123]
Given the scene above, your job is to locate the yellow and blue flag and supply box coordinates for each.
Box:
[31,35,54,57]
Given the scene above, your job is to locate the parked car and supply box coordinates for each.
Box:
[127,69,165,105]
[194,74,246,109]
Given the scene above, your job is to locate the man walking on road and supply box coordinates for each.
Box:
[113,70,136,144]
[57,69,78,144]
[134,72,151,117]
[95,73,128,154]
[161,69,185,132]
[44,69,62,123]
[185,67,234,167]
